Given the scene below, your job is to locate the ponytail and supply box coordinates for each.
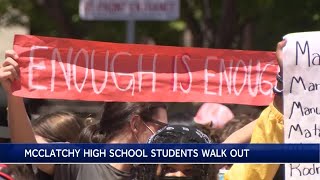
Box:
[78,122,107,143]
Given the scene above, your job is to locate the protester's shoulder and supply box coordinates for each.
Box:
[257,103,283,123]
[78,164,132,180]
[104,164,131,178]
[54,164,131,180]
[54,164,98,174]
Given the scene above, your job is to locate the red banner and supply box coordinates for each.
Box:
[12,35,278,105]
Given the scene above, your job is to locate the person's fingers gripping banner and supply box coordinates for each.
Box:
[12,35,277,105]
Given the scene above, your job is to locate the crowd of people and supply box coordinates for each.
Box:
[0,40,286,180]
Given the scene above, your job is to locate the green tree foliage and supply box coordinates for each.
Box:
[1,0,320,50]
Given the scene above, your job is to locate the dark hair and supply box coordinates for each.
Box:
[32,111,85,143]
[132,124,218,180]
[148,125,212,144]
[168,112,196,126]
[79,102,167,143]
[218,114,254,143]
[197,124,220,144]
[168,113,220,143]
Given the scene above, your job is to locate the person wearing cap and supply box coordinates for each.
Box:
[132,124,218,180]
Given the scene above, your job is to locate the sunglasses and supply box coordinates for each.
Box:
[146,118,167,127]
[142,117,168,134]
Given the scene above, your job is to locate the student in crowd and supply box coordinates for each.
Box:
[1,39,286,180]
[218,114,255,143]
[193,103,256,144]
[1,51,169,179]
[191,40,285,179]
[223,40,286,180]
[32,111,87,180]
[0,111,86,180]
[221,120,256,144]
[194,103,234,129]
[206,115,255,173]
[53,102,168,180]
[32,111,86,143]
[132,124,218,180]
[1,57,87,179]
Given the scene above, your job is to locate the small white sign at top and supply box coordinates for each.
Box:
[79,0,180,21]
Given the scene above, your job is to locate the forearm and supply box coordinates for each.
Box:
[225,104,283,180]
[8,95,55,175]
[273,81,283,114]
[7,95,37,143]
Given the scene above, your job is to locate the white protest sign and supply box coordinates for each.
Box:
[79,0,180,21]
[283,31,320,179]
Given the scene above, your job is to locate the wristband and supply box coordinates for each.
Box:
[273,85,283,95]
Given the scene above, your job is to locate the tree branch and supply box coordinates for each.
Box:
[201,0,215,47]
[214,0,239,48]
[182,0,203,47]
[38,0,80,38]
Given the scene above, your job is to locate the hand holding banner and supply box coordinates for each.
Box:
[13,35,277,105]
[283,31,320,179]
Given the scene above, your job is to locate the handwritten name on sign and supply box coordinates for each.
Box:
[12,35,277,104]
[283,31,320,179]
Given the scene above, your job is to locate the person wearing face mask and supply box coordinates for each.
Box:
[132,124,218,180]
[0,50,169,180]
[54,102,168,180]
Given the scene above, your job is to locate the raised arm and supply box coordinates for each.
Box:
[224,40,286,180]
[223,40,286,145]
[0,50,54,175]
[273,40,286,114]
[0,50,34,143]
